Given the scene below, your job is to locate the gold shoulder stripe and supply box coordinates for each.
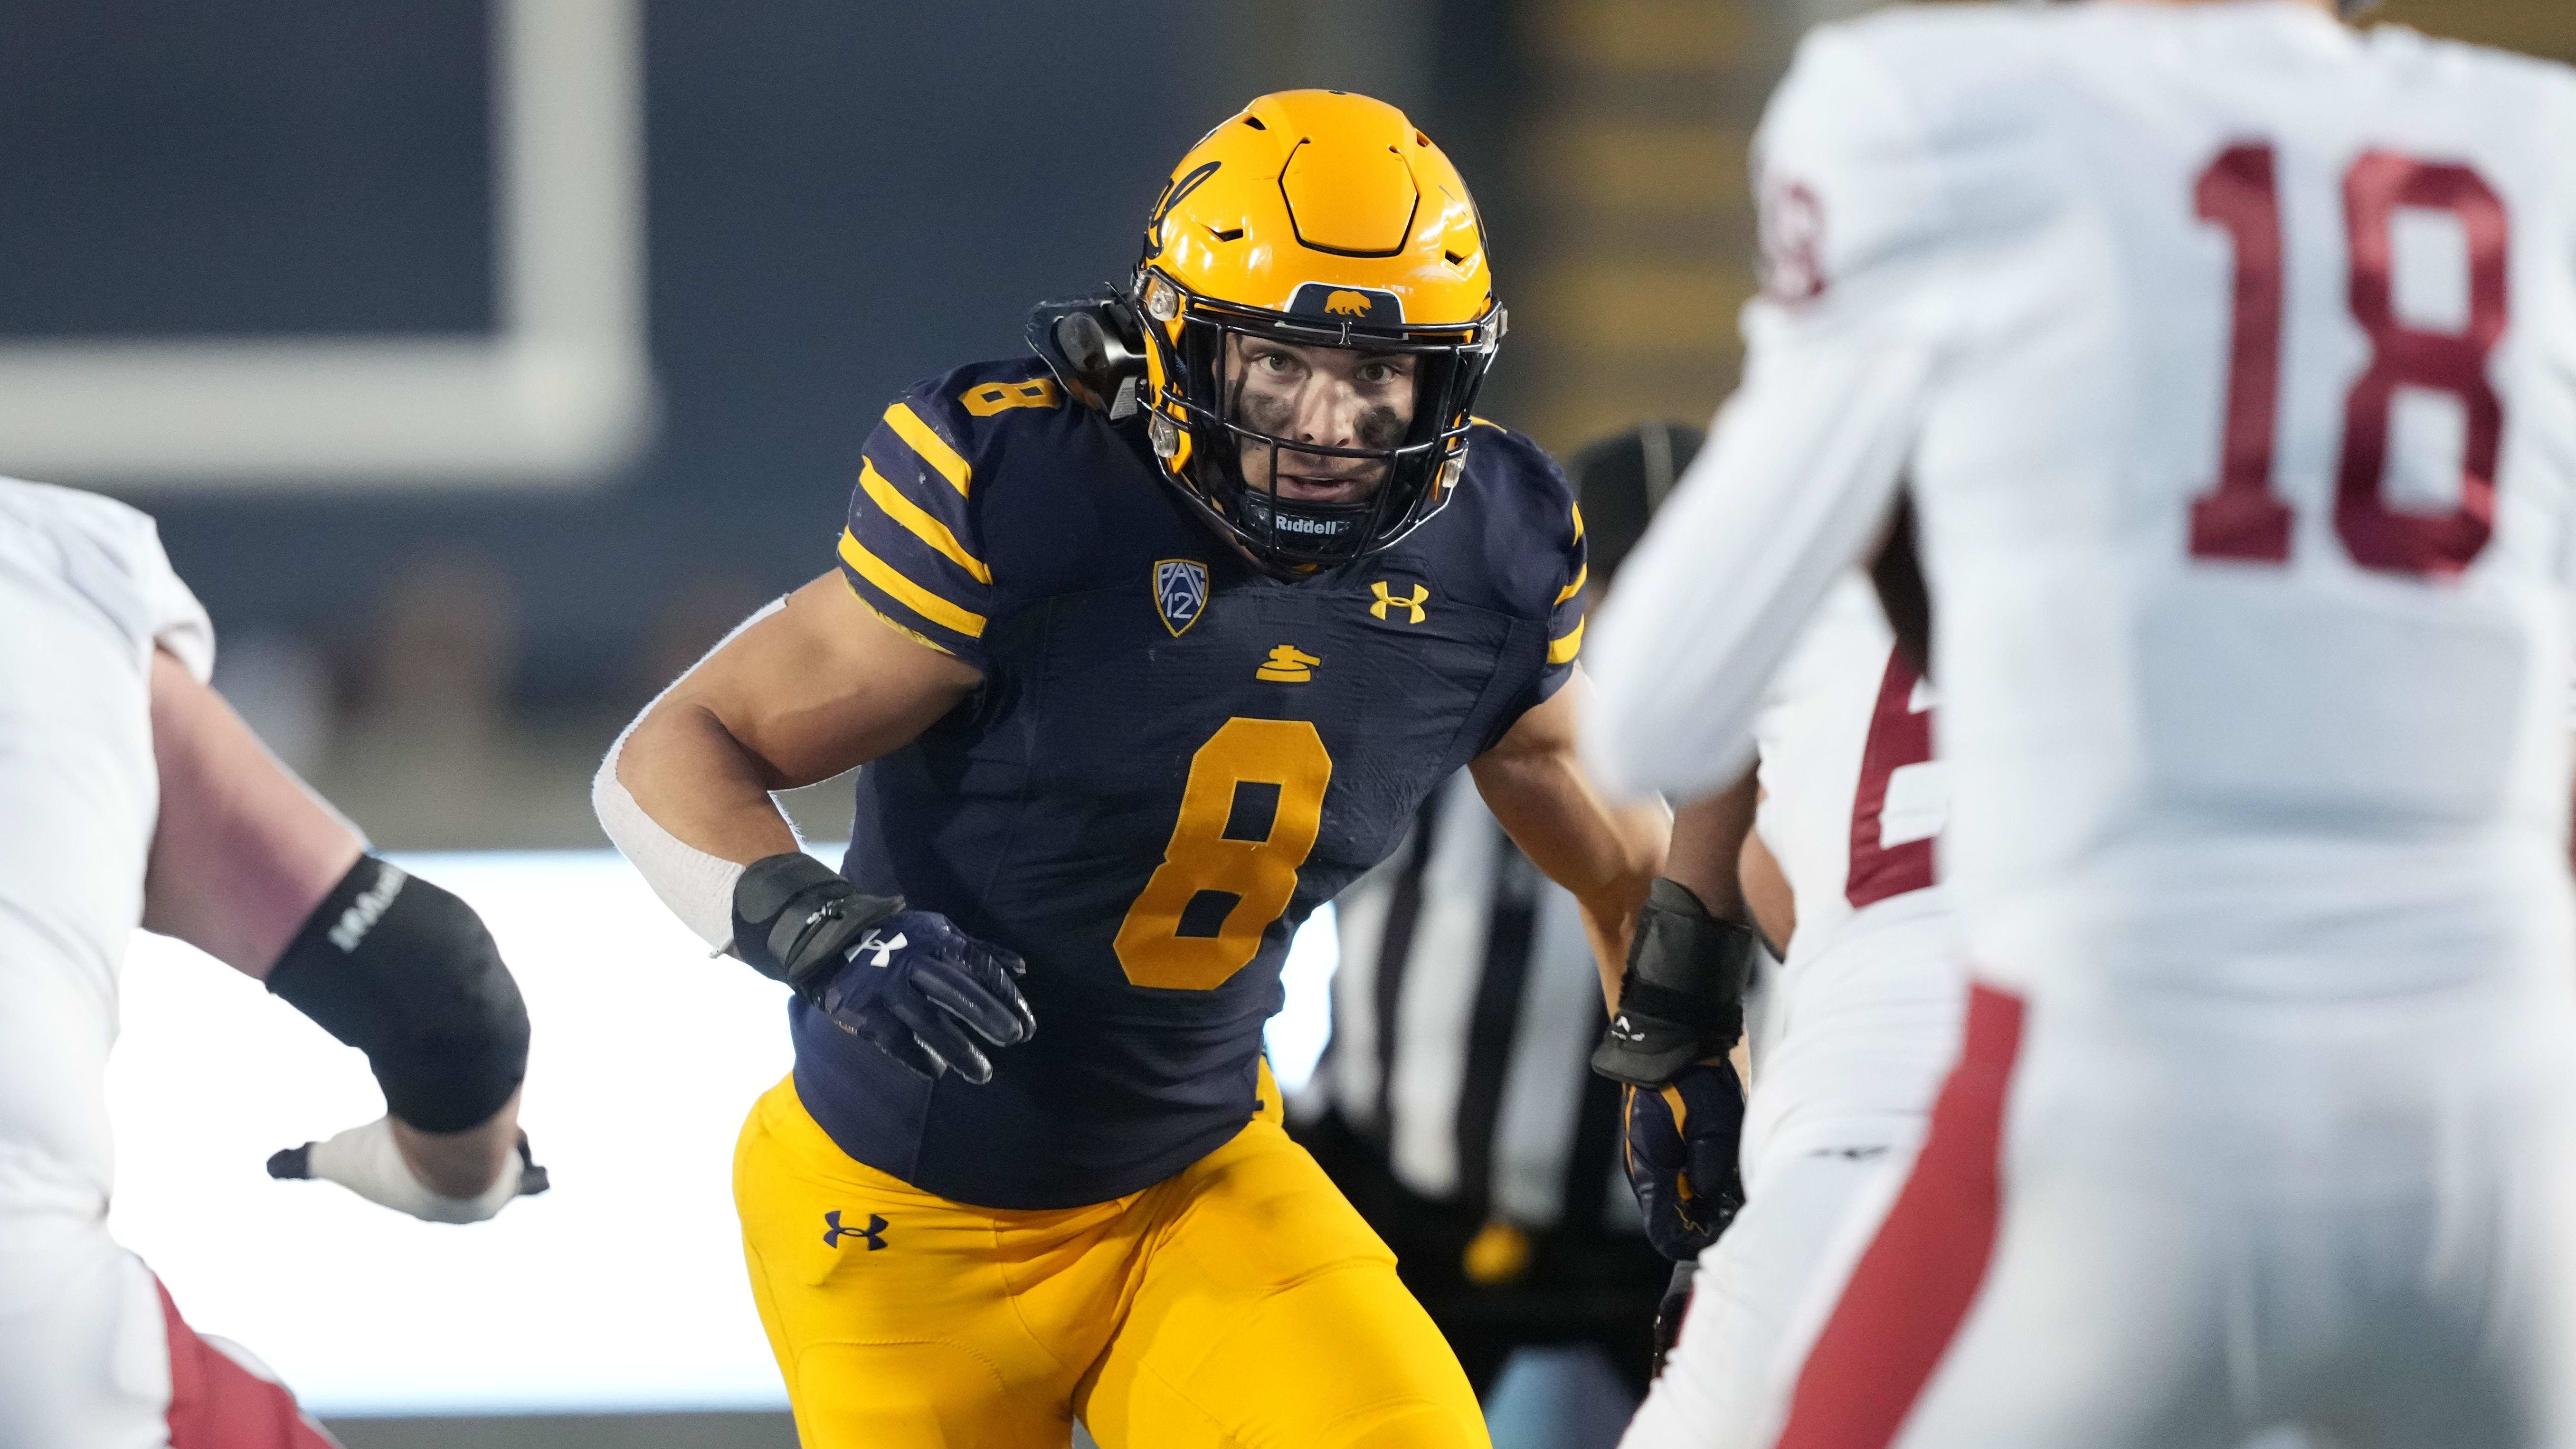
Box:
[884,402,971,496]
[861,460,991,585]
[1553,563,1588,607]
[842,576,957,656]
[1469,415,1506,431]
[1571,502,1586,545]
[839,529,987,638]
[1547,618,1584,665]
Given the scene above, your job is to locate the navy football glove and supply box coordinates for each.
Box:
[809,909,1035,1083]
[730,854,1035,1085]
[1622,1058,1746,1262]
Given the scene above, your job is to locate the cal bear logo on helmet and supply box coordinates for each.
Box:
[1286,282,1403,325]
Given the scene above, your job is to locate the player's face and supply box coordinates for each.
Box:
[1222,335,1419,505]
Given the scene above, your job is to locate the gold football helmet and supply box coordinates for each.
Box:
[1040,91,1505,573]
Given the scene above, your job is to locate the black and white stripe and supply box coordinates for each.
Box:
[1306,772,1640,1233]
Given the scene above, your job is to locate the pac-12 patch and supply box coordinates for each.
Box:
[1154,559,1210,637]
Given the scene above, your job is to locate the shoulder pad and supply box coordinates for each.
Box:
[874,359,1073,501]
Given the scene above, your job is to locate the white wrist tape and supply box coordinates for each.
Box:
[591,597,786,950]
[594,729,747,950]
[308,1116,521,1225]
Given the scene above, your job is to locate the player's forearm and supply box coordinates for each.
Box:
[141,649,367,977]
[596,696,801,950]
[1473,677,1669,1007]
[1577,881,1650,1013]
[597,579,984,950]
[616,698,805,866]
[1492,761,1666,1007]
[1572,803,1667,1009]
[1664,772,1760,927]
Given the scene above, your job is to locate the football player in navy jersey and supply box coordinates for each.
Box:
[596,90,1674,1449]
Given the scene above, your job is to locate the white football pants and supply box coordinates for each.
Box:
[0,1211,338,1449]
[1766,970,2576,1449]
[1622,928,1962,1449]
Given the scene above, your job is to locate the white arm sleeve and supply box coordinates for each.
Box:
[1583,334,1930,801]
[590,597,786,950]
[1580,27,1957,802]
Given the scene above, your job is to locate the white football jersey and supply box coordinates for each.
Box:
[0,479,212,1218]
[1741,575,1963,1169]
[1586,2,2576,996]
[1752,575,1949,967]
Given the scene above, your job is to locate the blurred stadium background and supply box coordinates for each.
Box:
[9,1,2562,1445]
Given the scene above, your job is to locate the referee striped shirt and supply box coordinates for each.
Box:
[1301,771,1642,1235]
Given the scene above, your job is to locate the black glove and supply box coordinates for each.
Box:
[809,907,1037,1082]
[1652,1259,1696,1379]
[732,854,1035,1084]
[1591,880,1760,1087]
[1622,1058,1746,1262]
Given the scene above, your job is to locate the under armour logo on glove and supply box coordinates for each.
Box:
[851,929,908,969]
[811,909,1037,1085]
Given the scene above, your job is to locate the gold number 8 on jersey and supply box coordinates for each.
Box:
[1114,718,1335,992]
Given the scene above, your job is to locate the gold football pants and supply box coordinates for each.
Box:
[733,1070,1489,1449]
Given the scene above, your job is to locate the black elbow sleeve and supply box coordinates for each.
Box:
[267,857,531,1133]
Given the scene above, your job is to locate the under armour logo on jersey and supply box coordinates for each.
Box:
[1255,644,1321,682]
[851,929,907,968]
[823,1210,888,1251]
[1369,581,1429,624]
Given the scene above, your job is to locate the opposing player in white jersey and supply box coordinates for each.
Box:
[1620,576,1963,1449]
[1585,1,2576,1446]
[0,478,542,1447]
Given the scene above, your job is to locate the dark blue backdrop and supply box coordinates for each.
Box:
[1,1,1201,701]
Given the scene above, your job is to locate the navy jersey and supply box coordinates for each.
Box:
[797,358,1587,1209]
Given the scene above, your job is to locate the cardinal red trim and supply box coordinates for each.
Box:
[1773,983,2025,1449]
[158,1279,337,1448]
